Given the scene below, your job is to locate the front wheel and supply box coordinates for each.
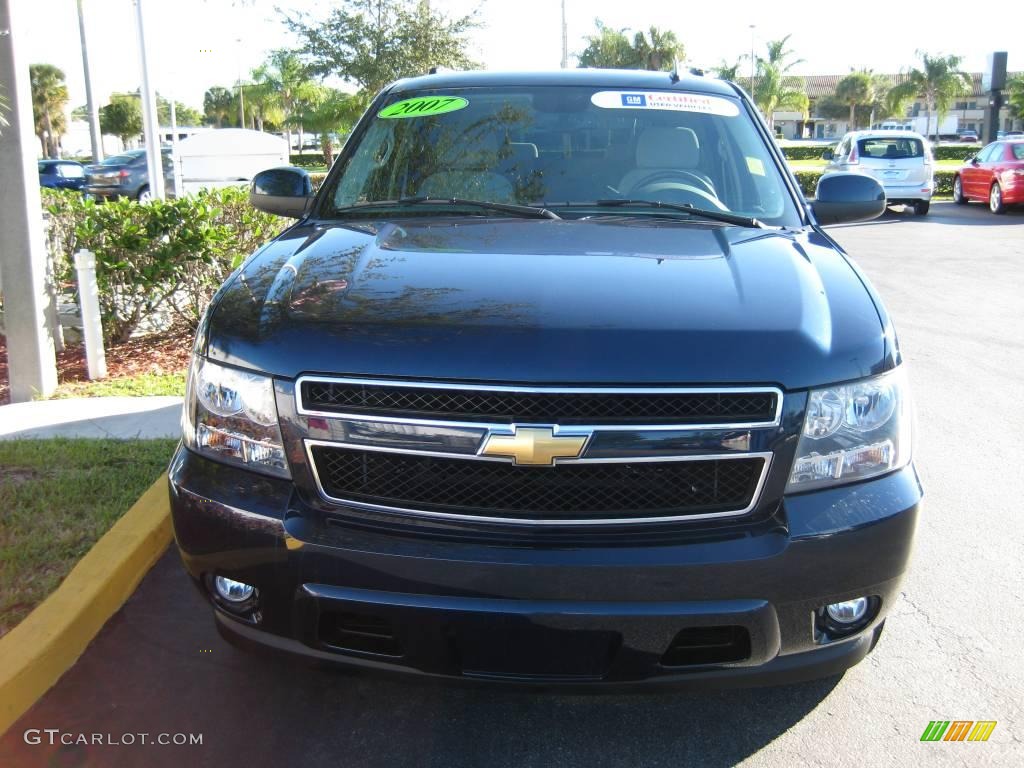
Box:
[914,200,930,216]
[952,175,967,205]
[137,186,152,203]
[990,183,1005,215]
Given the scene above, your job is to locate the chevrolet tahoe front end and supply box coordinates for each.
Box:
[168,70,920,687]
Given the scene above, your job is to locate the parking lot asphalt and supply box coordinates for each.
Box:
[1,202,1022,768]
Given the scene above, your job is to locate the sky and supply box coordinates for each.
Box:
[16,0,1024,116]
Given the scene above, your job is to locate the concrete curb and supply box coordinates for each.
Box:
[0,474,171,735]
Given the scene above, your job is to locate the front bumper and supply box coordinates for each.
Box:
[169,446,921,688]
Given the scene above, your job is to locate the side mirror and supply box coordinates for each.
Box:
[970,156,979,166]
[811,172,886,226]
[250,167,314,218]
[821,149,834,161]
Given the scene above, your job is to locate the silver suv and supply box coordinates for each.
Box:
[824,130,934,215]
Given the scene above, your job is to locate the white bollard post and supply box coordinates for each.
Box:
[74,249,107,380]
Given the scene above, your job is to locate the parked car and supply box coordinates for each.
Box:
[823,130,934,214]
[953,139,1024,213]
[37,159,87,191]
[957,130,979,143]
[83,148,173,202]
[169,69,919,688]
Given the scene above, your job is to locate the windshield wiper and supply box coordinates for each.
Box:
[586,199,766,228]
[335,196,561,220]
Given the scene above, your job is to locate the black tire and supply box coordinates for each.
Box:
[952,175,967,205]
[914,200,930,215]
[136,185,151,203]
[989,183,1006,215]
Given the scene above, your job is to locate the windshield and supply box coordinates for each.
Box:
[324,86,802,226]
[857,137,924,160]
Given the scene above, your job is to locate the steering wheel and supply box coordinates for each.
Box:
[627,169,717,197]
[631,180,731,211]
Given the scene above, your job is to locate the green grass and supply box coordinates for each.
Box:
[0,438,178,637]
[48,372,186,400]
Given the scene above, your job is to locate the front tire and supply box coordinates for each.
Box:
[989,183,1005,214]
[137,185,152,203]
[952,175,967,205]
[914,200,930,216]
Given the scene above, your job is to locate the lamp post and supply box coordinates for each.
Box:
[749,25,756,96]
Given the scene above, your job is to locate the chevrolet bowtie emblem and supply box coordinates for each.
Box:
[480,427,588,466]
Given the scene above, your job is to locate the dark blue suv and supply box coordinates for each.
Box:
[168,69,920,688]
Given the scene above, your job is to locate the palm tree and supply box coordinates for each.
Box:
[203,86,235,127]
[713,60,742,82]
[295,87,359,166]
[886,52,971,143]
[250,50,319,151]
[30,64,69,158]
[835,71,872,130]
[1008,75,1024,127]
[577,21,683,71]
[752,36,808,131]
[631,27,684,71]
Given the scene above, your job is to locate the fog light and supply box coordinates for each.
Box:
[826,597,869,624]
[213,575,255,603]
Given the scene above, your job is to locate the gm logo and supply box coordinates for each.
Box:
[621,94,646,107]
[920,720,997,742]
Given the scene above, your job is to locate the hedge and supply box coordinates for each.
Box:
[781,144,979,162]
[791,169,957,198]
[42,187,287,343]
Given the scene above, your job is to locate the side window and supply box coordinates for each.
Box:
[59,164,84,179]
[977,144,998,163]
[834,137,849,159]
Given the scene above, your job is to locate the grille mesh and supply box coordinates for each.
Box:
[301,381,776,425]
[311,446,764,521]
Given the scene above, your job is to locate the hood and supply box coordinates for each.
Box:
[205,217,891,389]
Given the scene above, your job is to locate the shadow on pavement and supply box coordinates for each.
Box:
[0,549,841,768]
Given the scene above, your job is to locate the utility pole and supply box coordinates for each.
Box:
[560,0,568,69]
[76,0,102,162]
[133,0,164,199]
[0,0,59,400]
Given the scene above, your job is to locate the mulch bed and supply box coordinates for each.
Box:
[0,326,193,405]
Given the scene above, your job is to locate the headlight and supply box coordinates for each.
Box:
[182,356,290,478]
[787,367,911,492]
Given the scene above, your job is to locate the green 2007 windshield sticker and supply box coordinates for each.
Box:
[378,96,469,119]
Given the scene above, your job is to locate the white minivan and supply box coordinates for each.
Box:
[823,130,934,215]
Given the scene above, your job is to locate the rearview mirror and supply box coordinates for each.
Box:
[811,172,885,226]
[821,149,834,161]
[250,167,314,218]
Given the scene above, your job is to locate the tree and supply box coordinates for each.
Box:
[99,95,143,145]
[834,71,872,129]
[577,20,684,71]
[282,0,480,103]
[295,87,360,166]
[157,95,203,127]
[751,36,808,130]
[250,50,318,145]
[712,60,742,82]
[30,63,69,158]
[886,52,971,143]
[1003,75,1023,123]
[203,86,235,127]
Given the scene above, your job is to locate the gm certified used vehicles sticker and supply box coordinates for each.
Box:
[591,91,740,117]
[378,96,470,118]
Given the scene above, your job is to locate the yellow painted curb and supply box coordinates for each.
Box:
[0,473,172,735]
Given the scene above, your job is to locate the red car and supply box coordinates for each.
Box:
[953,140,1024,214]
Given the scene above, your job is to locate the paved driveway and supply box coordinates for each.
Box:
[2,202,1022,767]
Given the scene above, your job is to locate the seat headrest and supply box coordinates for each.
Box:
[636,127,700,169]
